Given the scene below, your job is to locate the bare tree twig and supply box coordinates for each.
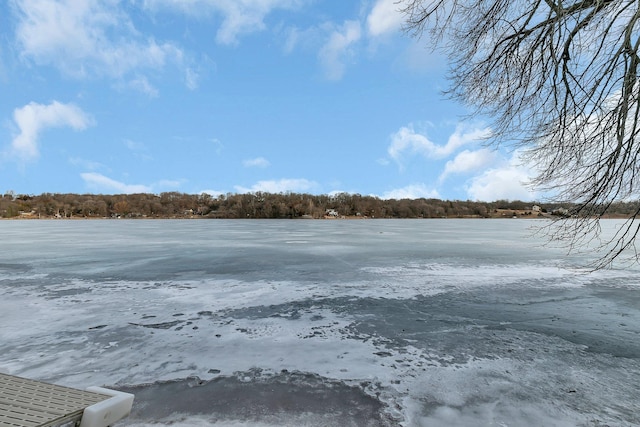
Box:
[401,0,640,267]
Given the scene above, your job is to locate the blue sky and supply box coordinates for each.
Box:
[0,0,540,201]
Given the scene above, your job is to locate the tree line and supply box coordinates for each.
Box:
[1,191,635,220]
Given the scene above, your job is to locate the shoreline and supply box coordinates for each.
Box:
[1,213,630,220]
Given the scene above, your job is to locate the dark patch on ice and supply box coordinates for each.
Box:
[301,327,327,339]
[88,324,108,330]
[43,287,93,299]
[115,370,393,426]
[221,287,640,360]
[197,310,214,317]
[128,320,183,329]
[223,300,323,321]
[0,262,32,273]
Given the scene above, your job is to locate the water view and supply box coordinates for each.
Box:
[1,219,639,426]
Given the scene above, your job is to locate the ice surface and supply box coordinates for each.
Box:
[1,219,639,426]
[117,371,390,426]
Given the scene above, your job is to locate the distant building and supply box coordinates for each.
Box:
[532,205,541,212]
[325,209,338,217]
[552,207,570,216]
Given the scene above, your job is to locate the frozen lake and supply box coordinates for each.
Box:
[1,219,639,426]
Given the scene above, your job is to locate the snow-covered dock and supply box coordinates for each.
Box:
[0,373,133,427]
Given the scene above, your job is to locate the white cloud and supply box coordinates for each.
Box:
[439,148,496,181]
[388,123,491,167]
[387,125,436,163]
[447,125,492,152]
[13,0,184,81]
[210,138,224,155]
[80,172,152,194]
[214,0,302,45]
[282,20,361,78]
[282,24,324,54]
[69,157,106,171]
[382,184,440,200]
[157,179,183,189]
[235,178,318,193]
[0,45,6,82]
[144,0,303,46]
[128,76,159,97]
[367,0,404,37]
[124,139,144,151]
[243,157,271,168]
[318,20,361,80]
[283,27,302,54]
[466,151,538,201]
[123,139,153,161]
[8,101,93,162]
[200,189,226,197]
[185,68,199,90]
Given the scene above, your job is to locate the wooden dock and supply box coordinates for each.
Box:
[0,373,131,427]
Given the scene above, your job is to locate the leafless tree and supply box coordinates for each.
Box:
[401,0,640,267]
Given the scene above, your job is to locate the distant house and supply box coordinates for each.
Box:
[325,209,339,217]
[532,205,541,212]
[552,207,570,217]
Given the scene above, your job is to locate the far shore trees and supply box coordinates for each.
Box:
[401,0,640,267]
[0,191,633,221]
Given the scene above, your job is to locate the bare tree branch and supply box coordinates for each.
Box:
[401,0,640,266]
